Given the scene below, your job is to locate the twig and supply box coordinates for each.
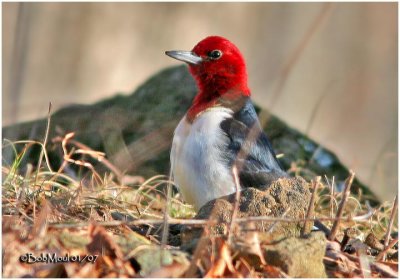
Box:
[357,251,369,278]
[305,80,336,135]
[48,148,76,187]
[328,171,355,241]
[370,262,398,278]
[59,133,104,184]
[233,121,261,174]
[159,169,173,266]
[110,121,176,173]
[331,176,335,219]
[376,237,398,262]
[268,3,333,108]
[324,175,335,220]
[266,206,291,233]
[381,194,398,261]
[228,165,241,244]
[301,176,320,236]
[161,181,172,249]
[48,211,374,229]
[184,229,211,277]
[68,138,124,181]
[352,200,375,221]
[35,103,52,186]
[185,206,226,278]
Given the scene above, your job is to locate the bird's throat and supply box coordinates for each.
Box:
[187,86,250,122]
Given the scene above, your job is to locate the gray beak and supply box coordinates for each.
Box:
[165,50,203,65]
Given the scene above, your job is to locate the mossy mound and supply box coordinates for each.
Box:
[2,65,371,198]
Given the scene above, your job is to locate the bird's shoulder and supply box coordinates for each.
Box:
[218,95,262,144]
[218,95,287,188]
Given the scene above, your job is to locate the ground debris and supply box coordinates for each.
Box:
[182,177,312,245]
[2,119,397,277]
[263,231,327,277]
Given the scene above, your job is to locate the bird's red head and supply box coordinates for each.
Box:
[189,36,250,96]
[166,36,250,121]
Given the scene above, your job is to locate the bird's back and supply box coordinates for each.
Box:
[219,97,288,188]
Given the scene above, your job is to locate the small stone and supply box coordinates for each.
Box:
[263,231,327,278]
[181,177,312,244]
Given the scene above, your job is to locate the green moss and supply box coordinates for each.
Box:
[3,65,375,201]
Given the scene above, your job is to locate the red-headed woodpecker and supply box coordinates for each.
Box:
[166,36,287,211]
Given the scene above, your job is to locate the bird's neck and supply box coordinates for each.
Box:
[187,82,250,122]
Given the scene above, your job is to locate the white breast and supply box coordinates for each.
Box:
[171,108,236,210]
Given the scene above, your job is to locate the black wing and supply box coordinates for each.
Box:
[219,97,288,189]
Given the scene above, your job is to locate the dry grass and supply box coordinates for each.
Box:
[2,127,398,277]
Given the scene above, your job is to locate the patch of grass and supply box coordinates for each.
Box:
[2,130,397,277]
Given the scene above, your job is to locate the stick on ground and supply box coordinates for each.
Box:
[328,171,355,241]
[301,176,320,236]
[380,194,398,261]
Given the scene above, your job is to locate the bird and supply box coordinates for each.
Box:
[165,36,288,211]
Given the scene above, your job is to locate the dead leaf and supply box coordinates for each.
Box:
[204,238,236,278]
[234,222,266,266]
[146,261,190,278]
[235,258,253,277]
[39,264,68,278]
[86,224,124,260]
[262,264,287,278]
[31,200,52,239]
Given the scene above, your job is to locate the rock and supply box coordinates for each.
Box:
[263,231,327,278]
[2,65,369,197]
[181,177,311,244]
[115,228,189,277]
[3,65,196,178]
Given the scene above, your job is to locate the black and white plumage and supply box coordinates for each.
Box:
[166,36,288,210]
[171,97,287,210]
[219,98,288,189]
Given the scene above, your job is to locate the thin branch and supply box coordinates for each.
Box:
[381,194,398,261]
[48,211,374,230]
[159,168,174,267]
[328,171,355,241]
[376,237,398,262]
[266,206,291,233]
[228,165,241,244]
[305,80,336,135]
[68,138,123,181]
[301,176,320,236]
[58,133,104,184]
[161,180,172,250]
[268,3,334,108]
[357,252,371,278]
[324,175,335,220]
[352,200,375,221]
[35,102,52,185]
[370,262,398,278]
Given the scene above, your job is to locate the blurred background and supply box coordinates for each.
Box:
[2,2,397,200]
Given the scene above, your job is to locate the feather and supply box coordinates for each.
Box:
[219,97,288,188]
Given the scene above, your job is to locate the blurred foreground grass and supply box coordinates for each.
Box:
[2,127,398,277]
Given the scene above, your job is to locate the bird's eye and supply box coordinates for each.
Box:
[207,50,222,60]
